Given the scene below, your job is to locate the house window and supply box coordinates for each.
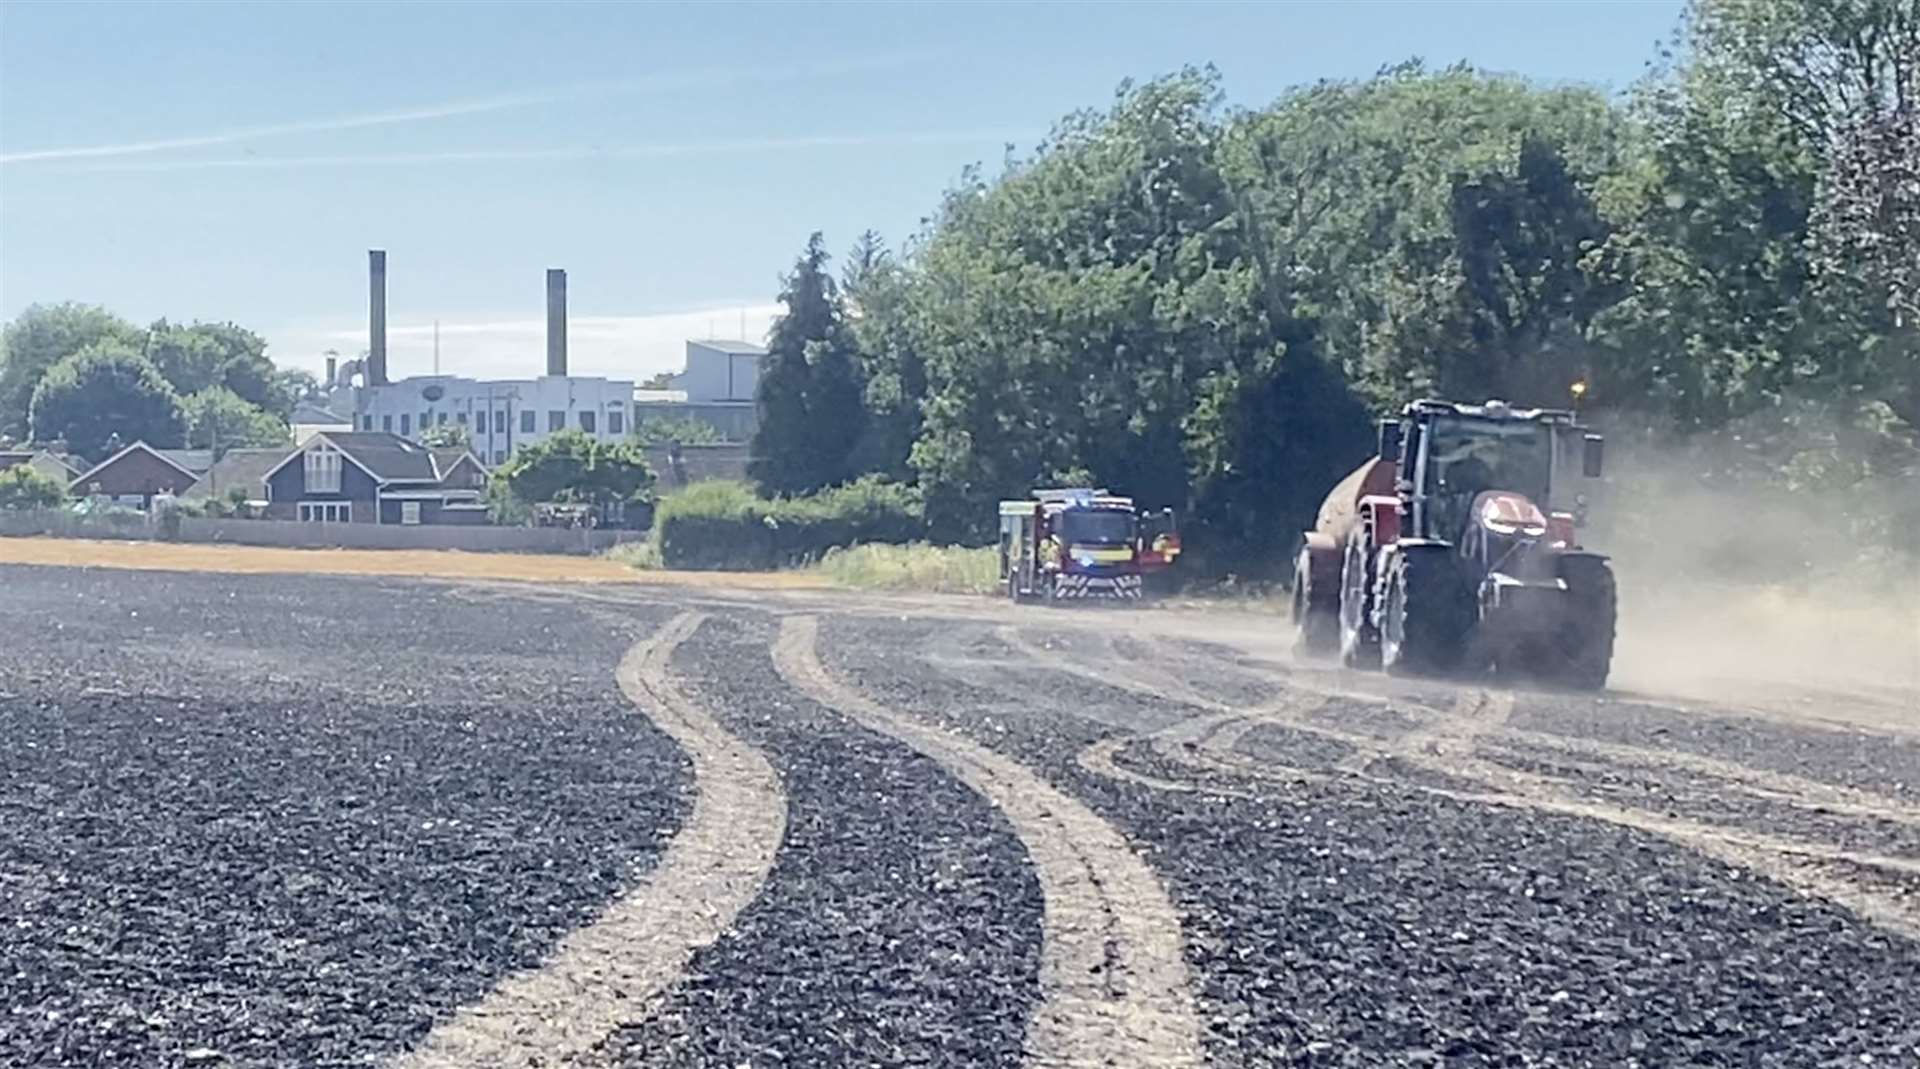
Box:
[437,412,448,426]
[456,411,469,426]
[493,449,506,465]
[495,409,507,431]
[382,414,393,432]
[361,414,374,431]
[608,409,624,435]
[400,501,421,525]
[400,413,411,436]
[419,411,430,431]
[304,445,343,493]
[298,502,351,523]
[520,410,535,433]
[475,410,488,434]
[579,410,596,434]
[548,410,565,432]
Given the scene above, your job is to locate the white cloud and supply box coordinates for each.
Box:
[267,303,782,383]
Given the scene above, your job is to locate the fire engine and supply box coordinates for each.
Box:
[997,488,1179,602]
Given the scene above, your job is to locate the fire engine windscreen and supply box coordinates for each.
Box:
[1059,509,1136,546]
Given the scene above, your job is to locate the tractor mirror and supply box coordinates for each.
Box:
[1582,434,1605,478]
[1378,420,1403,463]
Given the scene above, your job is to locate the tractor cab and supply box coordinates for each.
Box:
[1379,399,1604,546]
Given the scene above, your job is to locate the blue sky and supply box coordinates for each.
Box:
[0,0,1683,382]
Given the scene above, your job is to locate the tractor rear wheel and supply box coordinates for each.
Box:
[1292,546,1338,657]
[1550,555,1616,690]
[1337,531,1380,668]
[1381,545,1473,678]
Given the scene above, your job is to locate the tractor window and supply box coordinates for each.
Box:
[1059,509,1135,545]
[1425,417,1552,504]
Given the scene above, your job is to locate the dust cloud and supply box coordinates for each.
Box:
[1589,421,1920,725]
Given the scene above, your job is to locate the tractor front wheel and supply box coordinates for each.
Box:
[1293,546,1338,658]
[1381,545,1473,678]
[1550,555,1616,690]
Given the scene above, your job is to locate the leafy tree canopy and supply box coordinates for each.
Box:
[490,429,655,512]
[183,386,292,451]
[0,465,67,511]
[0,304,143,440]
[29,344,186,460]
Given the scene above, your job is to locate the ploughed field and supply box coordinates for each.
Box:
[2,564,1917,1068]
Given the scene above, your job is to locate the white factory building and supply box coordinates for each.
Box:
[328,252,762,463]
[352,374,635,468]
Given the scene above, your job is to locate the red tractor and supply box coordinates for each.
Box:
[1292,399,1615,689]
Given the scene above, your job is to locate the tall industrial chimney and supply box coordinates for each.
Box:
[324,354,337,387]
[368,250,389,386]
[546,268,567,377]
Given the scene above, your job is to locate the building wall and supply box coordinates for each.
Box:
[631,400,757,442]
[354,374,635,466]
[674,343,761,402]
[73,450,198,508]
[262,453,379,523]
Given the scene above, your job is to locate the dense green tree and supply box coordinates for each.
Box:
[1221,63,1625,410]
[182,386,291,451]
[630,413,722,446]
[144,320,280,413]
[490,429,655,513]
[28,344,186,459]
[0,304,143,440]
[420,423,472,449]
[271,368,325,415]
[843,231,925,480]
[0,465,67,510]
[750,233,864,495]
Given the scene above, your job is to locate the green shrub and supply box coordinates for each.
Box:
[653,476,923,570]
[0,465,67,510]
[811,542,999,594]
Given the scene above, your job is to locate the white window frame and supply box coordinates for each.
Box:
[400,501,422,526]
[298,502,351,523]
[304,445,343,493]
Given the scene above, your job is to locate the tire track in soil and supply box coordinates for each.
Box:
[394,612,786,1068]
[1014,629,1920,942]
[1119,629,1920,837]
[774,615,1204,1069]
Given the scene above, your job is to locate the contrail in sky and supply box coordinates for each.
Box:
[0,56,931,166]
[68,131,1024,174]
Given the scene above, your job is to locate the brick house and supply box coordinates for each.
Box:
[260,432,489,525]
[68,442,207,509]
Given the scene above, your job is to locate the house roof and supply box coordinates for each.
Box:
[69,441,202,487]
[429,446,488,479]
[261,431,485,487]
[689,339,768,356]
[181,447,291,500]
[0,451,69,479]
[292,402,352,425]
[322,432,440,482]
[156,449,215,475]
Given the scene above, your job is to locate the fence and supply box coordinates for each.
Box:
[0,509,645,556]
